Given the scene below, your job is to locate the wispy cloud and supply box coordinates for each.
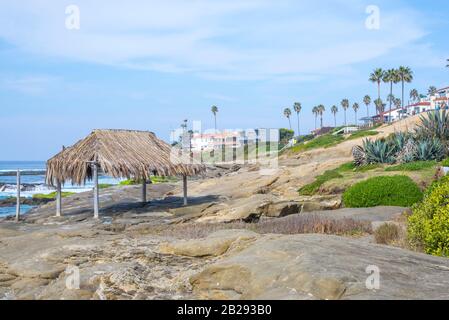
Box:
[1,75,59,95]
[0,0,435,81]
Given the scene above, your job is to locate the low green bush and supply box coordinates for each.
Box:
[98,184,113,189]
[385,161,437,172]
[290,134,345,153]
[298,162,382,196]
[33,191,75,200]
[441,158,449,167]
[408,177,449,256]
[298,169,343,195]
[343,175,423,208]
[348,130,378,140]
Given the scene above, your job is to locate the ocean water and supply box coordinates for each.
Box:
[0,161,123,217]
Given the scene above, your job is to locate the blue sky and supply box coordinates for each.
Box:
[0,0,448,160]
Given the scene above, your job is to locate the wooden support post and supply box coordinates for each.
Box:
[183,175,188,206]
[56,180,62,217]
[93,163,99,219]
[15,169,20,222]
[233,136,237,162]
[142,180,147,203]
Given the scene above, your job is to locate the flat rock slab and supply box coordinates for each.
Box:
[159,229,259,257]
[189,233,449,300]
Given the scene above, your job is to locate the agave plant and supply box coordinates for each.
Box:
[415,110,449,142]
[414,138,446,161]
[390,132,413,152]
[352,145,367,167]
[395,140,417,163]
[363,139,396,164]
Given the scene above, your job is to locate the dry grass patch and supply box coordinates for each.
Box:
[159,214,372,239]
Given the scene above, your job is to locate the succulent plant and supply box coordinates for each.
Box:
[352,145,367,166]
[415,110,449,142]
[363,139,396,164]
[414,138,446,161]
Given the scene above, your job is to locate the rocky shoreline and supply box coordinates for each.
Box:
[0,196,53,207]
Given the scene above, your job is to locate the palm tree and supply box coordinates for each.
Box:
[284,108,292,130]
[397,66,413,111]
[312,106,319,130]
[387,93,395,121]
[331,105,338,127]
[369,68,385,105]
[352,103,360,126]
[341,99,349,126]
[394,98,401,110]
[428,86,438,96]
[410,89,419,103]
[317,105,325,128]
[293,102,302,136]
[383,69,400,121]
[374,98,385,122]
[363,95,371,117]
[211,105,219,133]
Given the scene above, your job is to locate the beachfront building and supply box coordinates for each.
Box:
[46,129,205,218]
[188,129,275,152]
[361,85,448,124]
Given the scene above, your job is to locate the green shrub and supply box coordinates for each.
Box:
[408,179,449,256]
[385,160,437,172]
[98,184,113,189]
[298,169,343,195]
[298,162,381,196]
[348,130,378,140]
[343,175,423,208]
[33,192,75,200]
[441,158,449,167]
[119,179,140,186]
[291,134,345,153]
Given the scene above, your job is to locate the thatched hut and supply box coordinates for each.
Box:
[46,129,205,218]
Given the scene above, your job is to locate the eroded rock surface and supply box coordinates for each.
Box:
[187,233,449,300]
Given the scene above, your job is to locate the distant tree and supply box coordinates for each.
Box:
[374,98,385,123]
[383,69,400,121]
[293,102,302,136]
[397,66,413,110]
[283,108,292,130]
[394,98,401,109]
[369,68,385,102]
[341,99,349,126]
[363,95,371,117]
[331,105,338,127]
[312,106,319,130]
[211,106,219,133]
[317,104,325,128]
[352,103,360,126]
[279,128,294,144]
[410,89,419,102]
[428,86,438,96]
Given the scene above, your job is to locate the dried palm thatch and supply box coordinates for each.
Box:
[46,129,205,186]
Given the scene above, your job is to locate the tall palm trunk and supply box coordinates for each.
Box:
[344,110,347,126]
[401,80,405,118]
[296,114,300,136]
[377,82,381,114]
[334,115,336,127]
[314,116,317,130]
[288,118,291,130]
[320,115,323,128]
[214,115,217,133]
[389,81,393,123]
[355,111,357,125]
